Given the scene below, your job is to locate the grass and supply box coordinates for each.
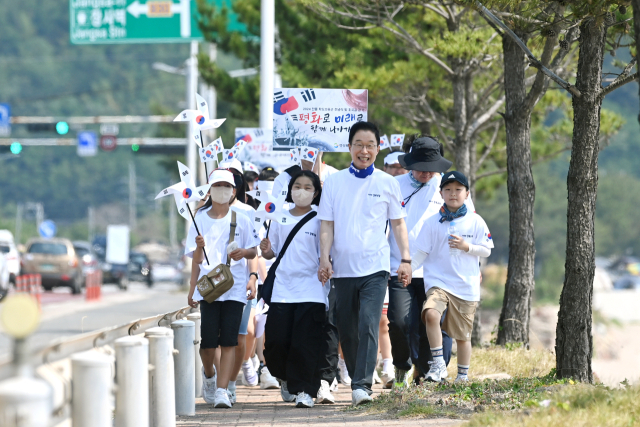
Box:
[468,384,640,427]
[356,346,565,420]
[446,345,556,379]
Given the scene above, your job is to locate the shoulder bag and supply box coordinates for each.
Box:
[196,211,237,303]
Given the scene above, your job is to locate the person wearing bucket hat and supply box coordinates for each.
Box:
[385,135,475,388]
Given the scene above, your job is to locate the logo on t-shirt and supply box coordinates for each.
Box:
[485,232,492,241]
[305,231,317,237]
[368,193,381,198]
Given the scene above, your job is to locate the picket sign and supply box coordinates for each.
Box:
[85,270,102,301]
[15,274,42,309]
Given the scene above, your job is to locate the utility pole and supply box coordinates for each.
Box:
[35,203,44,229]
[88,206,95,243]
[129,162,137,231]
[15,204,23,245]
[260,0,275,129]
[198,43,218,183]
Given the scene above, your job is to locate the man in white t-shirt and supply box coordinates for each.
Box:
[317,121,412,406]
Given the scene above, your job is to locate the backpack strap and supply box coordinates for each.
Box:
[226,210,237,266]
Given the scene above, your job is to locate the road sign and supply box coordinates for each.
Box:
[69,0,248,45]
[38,220,57,239]
[77,131,98,156]
[100,135,118,151]
[0,104,10,137]
[100,123,119,135]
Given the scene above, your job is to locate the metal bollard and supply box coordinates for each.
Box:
[171,319,195,416]
[0,377,52,427]
[114,336,149,427]
[186,312,202,398]
[145,327,176,427]
[71,351,113,427]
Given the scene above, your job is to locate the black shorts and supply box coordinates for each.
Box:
[200,299,245,349]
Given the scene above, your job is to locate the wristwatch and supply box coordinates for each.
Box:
[249,272,259,279]
[400,259,412,264]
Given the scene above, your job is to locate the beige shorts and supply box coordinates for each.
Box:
[422,287,477,341]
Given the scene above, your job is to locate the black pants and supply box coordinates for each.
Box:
[264,302,326,397]
[318,279,339,384]
[387,277,452,376]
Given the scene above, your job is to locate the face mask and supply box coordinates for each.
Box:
[210,187,233,204]
[291,189,315,207]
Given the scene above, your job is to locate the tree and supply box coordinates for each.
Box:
[556,4,638,382]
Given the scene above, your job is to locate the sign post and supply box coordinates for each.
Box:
[77,131,98,157]
[0,104,10,137]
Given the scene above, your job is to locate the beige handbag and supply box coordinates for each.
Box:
[196,211,236,303]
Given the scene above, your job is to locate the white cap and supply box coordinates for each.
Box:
[384,151,403,165]
[255,180,274,194]
[208,169,236,187]
[219,158,243,174]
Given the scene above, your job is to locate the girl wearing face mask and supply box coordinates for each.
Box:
[186,169,260,409]
[259,170,329,409]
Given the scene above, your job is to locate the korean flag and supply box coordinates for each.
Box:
[390,134,405,147]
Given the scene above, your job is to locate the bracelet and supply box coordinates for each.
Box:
[401,259,412,264]
[249,272,259,279]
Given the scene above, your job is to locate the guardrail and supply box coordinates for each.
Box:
[0,303,202,427]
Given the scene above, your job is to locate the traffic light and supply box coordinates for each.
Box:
[56,121,69,135]
[131,144,140,152]
[10,142,22,154]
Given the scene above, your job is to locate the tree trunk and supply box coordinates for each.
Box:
[497,32,536,346]
[555,18,605,382]
[633,0,640,114]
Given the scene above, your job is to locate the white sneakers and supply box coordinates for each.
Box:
[315,379,336,404]
[242,360,259,387]
[252,354,260,371]
[280,380,296,402]
[295,392,314,408]
[352,389,372,406]
[260,367,280,389]
[330,378,339,392]
[426,360,448,382]
[227,381,237,404]
[393,365,414,389]
[455,375,469,383]
[372,369,382,384]
[213,388,232,408]
[380,370,394,389]
[202,366,217,404]
[338,357,351,385]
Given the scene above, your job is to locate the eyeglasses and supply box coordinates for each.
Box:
[352,143,378,151]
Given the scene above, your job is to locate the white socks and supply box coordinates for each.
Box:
[382,358,393,374]
[430,346,444,365]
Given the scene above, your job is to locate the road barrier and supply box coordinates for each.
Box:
[85,270,102,301]
[15,274,42,308]
[0,305,199,426]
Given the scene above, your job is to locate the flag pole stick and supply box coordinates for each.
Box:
[186,203,210,265]
[200,131,209,183]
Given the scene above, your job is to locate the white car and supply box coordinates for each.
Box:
[0,230,20,284]
[0,253,9,300]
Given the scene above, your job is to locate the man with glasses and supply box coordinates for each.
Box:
[317,121,412,405]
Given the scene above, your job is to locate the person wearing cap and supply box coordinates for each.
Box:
[383,151,408,177]
[186,169,260,409]
[317,121,412,406]
[271,151,339,197]
[411,170,493,383]
[385,136,471,387]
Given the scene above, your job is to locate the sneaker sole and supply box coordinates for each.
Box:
[353,398,373,406]
[317,397,335,404]
[214,402,232,408]
[296,402,314,408]
[383,379,394,389]
[261,384,280,390]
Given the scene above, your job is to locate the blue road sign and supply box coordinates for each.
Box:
[38,220,57,238]
[0,103,10,137]
[77,131,98,156]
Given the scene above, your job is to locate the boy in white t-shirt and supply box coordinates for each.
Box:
[411,171,493,382]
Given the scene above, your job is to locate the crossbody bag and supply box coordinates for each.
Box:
[261,211,317,305]
[196,211,237,303]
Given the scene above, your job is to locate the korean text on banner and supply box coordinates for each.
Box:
[272,88,368,152]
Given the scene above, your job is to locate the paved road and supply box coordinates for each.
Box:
[177,382,463,427]
[0,281,187,359]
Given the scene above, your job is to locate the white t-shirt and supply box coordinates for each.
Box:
[317,168,406,278]
[268,212,330,308]
[414,212,493,301]
[321,164,338,183]
[185,207,260,303]
[389,173,475,278]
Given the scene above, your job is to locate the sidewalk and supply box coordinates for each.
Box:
[177,382,463,427]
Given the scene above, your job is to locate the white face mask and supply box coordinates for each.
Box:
[210,187,233,204]
[291,189,315,207]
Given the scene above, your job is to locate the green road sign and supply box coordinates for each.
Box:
[69,0,247,44]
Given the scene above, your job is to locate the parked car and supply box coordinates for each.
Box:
[613,275,640,290]
[0,230,21,284]
[72,241,99,287]
[92,236,128,290]
[0,253,10,300]
[129,252,153,287]
[21,238,83,294]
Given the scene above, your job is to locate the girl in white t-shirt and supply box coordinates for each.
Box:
[186,169,259,409]
[259,170,329,409]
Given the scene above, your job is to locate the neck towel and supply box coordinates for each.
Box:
[349,162,375,179]
[438,203,467,223]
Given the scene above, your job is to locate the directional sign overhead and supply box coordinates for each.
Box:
[69,0,248,44]
[0,104,10,137]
